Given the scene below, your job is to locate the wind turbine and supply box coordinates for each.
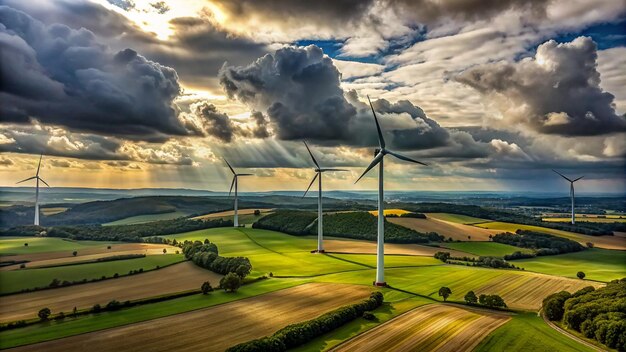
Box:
[302,141,347,253]
[552,169,584,224]
[355,96,427,286]
[225,159,252,227]
[16,154,50,226]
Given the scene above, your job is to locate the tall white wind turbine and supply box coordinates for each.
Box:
[552,169,584,224]
[225,159,252,227]
[302,141,347,253]
[355,96,427,286]
[16,154,50,226]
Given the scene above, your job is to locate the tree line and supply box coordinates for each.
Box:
[181,239,252,278]
[226,292,384,352]
[543,278,625,351]
[0,218,232,242]
[493,230,585,255]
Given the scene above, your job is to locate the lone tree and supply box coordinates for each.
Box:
[72,251,78,257]
[220,272,242,292]
[464,291,478,304]
[577,271,586,280]
[488,235,493,241]
[163,248,167,254]
[24,243,28,247]
[439,287,452,301]
[201,281,213,294]
[38,307,51,320]
[254,209,261,216]
[468,235,471,240]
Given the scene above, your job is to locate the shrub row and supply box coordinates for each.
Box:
[181,239,252,277]
[226,292,384,352]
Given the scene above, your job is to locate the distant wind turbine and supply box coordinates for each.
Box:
[552,169,584,224]
[16,154,50,226]
[355,96,427,287]
[302,141,347,253]
[225,159,252,227]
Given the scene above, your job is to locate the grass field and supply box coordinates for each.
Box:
[10,283,372,352]
[426,213,490,224]
[323,239,474,258]
[103,211,188,226]
[0,237,117,256]
[475,221,626,250]
[333,304,510,352]
[389,217,499,241]
[475,312,595,352]
[0,261,221,323]
[511,248,626,282]
[0,254,184,294]
[441,242,533,257]
[329,253,443,268]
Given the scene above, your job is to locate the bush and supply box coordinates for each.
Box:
[254,209,261,216]
[464,291,478,304]
[106,300,122,311]
[201,281,213,294]
[434,252,451,262]
[38,308,51,320]
[220,273,242,292]
[577,271,586,280]
[92,304,101,313]
[362,311,376,321]
[182,239,252,277]
[482,294,507,308]
[226,292,384,352]
[543,291,572,321]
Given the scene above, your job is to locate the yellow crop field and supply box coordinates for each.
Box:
[368,208,411,216]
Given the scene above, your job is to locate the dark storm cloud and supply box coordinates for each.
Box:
[0,6,195,140]
[220,45,357,142]
[250,111,271,138]
[455,37,626,136]
[195,103,237,143]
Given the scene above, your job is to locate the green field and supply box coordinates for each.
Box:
[329,253,443,268]
[103,211,188,226]
[475,312,594,352]
[441,242,533,257]
[426,213,489,224]
[475,222,588,241]
[512,248,626,282]
[0,237,117,255]
[0,254,184,294]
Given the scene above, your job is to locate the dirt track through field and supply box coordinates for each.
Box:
[332,304,510,352]
[9,283,372,352]
[0,243,179,271]
[323,240,473,258]
[388,217,500,241]
[0,261,221,323]
[192,208,273,220]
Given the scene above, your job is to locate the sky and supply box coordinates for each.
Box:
[0,0,625,193]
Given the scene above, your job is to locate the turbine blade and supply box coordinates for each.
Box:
[38,177,50,187]
[387,150,427,166]
[303,141,320,168]
[367,95,386,149]
[302,173,319,198]
[16,176,37,184]
[572,176,584,182]
[552,169,572,182]
[36,154,43,176]
[320,168,348,172]
[224,158,235,175]
[354,153,384,184]
[228,176,236,197]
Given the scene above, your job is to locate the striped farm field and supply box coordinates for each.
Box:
[0,261,222,323]
[10,283,372,352]
[332,304,510,352]
[388,217,500,241]
[474,221,626,250]
[425,213,490,224]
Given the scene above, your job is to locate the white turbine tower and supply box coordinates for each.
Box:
[302,141,347,253]
[16,154,50,226]
[225,159,252,227]
[553,169,584,225]
[355,96,427,286]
